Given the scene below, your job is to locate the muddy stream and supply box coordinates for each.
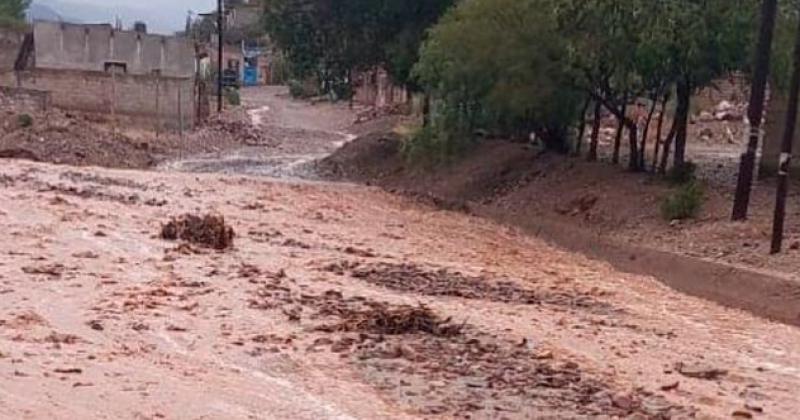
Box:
[160,90,357,179]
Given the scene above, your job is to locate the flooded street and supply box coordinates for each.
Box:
[0,88,798,419]
[161,87,356,179]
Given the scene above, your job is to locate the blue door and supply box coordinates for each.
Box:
[243,66,258,86]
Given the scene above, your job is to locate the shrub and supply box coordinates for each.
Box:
[288,79,319,99]
[661,181,704,221]
[17,114,33,128]
[666,161,697,185]
[224,88,241,106]
[402,124,475,166]
[288,79,306,98]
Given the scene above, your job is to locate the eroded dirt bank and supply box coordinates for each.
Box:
[0,160,799,419]
[315,131,800,324]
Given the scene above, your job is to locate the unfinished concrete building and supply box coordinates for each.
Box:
[2,21,197,130]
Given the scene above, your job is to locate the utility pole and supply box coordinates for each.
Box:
[217,0,224,113]
[732,0,779,221]
[770,10,800,254]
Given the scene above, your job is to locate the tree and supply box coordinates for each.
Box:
[0,0,30,26]
[558,0,757,171]
[414,0,582,153]
[264,0,454,97]
[657,0,757,171]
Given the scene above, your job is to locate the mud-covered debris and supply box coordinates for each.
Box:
[72,251,99,259]
[53,367,83,375]
[318,303,463,337]
[676,362,728,380]
[160,214,235,250]
[341,262,609,311]
[22,264,66,277]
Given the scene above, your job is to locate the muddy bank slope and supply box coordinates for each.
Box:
[316,132,800,326]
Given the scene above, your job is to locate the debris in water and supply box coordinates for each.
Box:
[318,303,463,337]
[160,214,235,250]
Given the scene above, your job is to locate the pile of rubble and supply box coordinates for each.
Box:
[315,302,463,336]
[694,100,747,123]
[192,112,271,146]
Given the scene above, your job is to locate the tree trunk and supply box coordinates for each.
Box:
[639,94,658,169]
[659,120,678,174]
[575,98,591,156]
[771,6,800,253]
[422,93,431,127]
[651,92,669,172]
[612,103,627,165]
[628,120,640,171]
[673,79,691,169]
[588,101,602,161]
[733,0,779,221]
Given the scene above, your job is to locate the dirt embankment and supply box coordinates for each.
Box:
[316,131,800,326]
[0,104,270,169]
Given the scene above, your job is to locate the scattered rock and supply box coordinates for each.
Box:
[53,367,83,374]
[86,320,104,331]
[676,362,728,380]
[22,264,66,278]
[72,251,99,259]
[660,381,680,391]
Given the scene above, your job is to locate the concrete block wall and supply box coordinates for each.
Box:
[0,86,50,112]
[0,28,25,72]
[15,68,195,130]
[33,21,195,78]
[353,68,408,108]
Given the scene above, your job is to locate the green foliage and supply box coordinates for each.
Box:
[16,113,33,128]
[772,2,800,93]
[224,88,241,106]
[414,0,582,154]
[265,0,762,167]
[661,181,705,221]
[288,79,306,98]
[666,161,698,185]
[402,122,475,165]
[0,0,30,26]
[264,0,454,93]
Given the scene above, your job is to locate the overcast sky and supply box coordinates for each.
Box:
[74,0,217,14]
[35,0,218,34]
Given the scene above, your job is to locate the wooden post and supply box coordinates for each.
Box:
[771,9,800,253]
[217,0,224,113]
[733,0,779,221]
[178,84,184,141]
[155,75,161,139]
[111,67,117,142]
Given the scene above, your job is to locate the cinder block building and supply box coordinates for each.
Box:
[1,21,197,130]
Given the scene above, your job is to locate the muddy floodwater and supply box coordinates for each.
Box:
[0,87,798,419]
[161,88,356,179]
